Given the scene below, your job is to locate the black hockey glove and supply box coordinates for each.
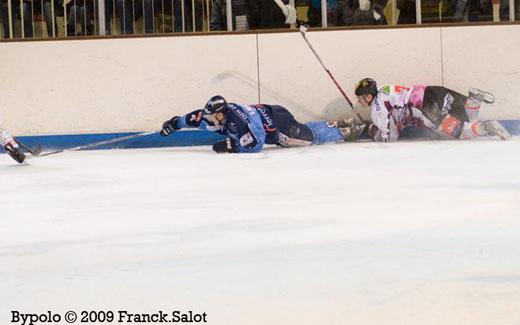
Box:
[160,116,181,136]
[212,138,236,153]
[4,142,26,164]
[366,122,378,139]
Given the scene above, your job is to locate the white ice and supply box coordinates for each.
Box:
[1,139,520,325]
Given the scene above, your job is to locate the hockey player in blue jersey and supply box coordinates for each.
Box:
[159,95,364,153]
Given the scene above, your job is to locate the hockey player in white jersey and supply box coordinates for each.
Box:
[354,78,511,142]
[0,121,26,163]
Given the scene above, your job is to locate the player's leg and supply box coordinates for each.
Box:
[270,105,314,146]
[464,87,495,121]
[459,119,511,140]
[421,86,509,140]
[421,86,469,127]
[306,119,365,144]
[0,122,26,163]
[305,121,343,144]
[463,88,509,139]
[327,118,366,141]
[270,105,363,145]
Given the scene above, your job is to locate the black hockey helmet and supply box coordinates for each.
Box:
[204,95,228,115]
[355,78,378,97]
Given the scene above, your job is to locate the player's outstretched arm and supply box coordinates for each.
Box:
[160,109,209,136]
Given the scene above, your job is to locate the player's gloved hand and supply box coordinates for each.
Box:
[213,138,236,153]
[366,122,378,139]
[160,116,181,136]
[4,141,26,164]
[374,131,389,142]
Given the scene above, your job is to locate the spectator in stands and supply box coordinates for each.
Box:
[152,0,203,33]
[352,0,387,25]
[101,0,114,35]
[0,0,33,38]
[396,0,415,24]
[307,0,322,26]
[114,0,154,34]
[333,0,354,26]
[65,0,93,36]
[453,0,484,21]
[257,0,288,29]
[497,0,509,20]
[41,0,62,37]
[175,0,203,32]
[333,0,387,26]
[64,0,112,36]
[211,0,293,31]
[517,0,520,20]
[306,0,336,27]
[37,0,108,37]
[453,0,509,21]
[210,0,256,31]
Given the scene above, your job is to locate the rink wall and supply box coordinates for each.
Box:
[1,24,519,148]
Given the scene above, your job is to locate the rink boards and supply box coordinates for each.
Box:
[1,119,517,152]
[0,24,519,139]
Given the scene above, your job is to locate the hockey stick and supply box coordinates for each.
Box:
[39,130,159,157]
[15,138,43,156]
[298,25,366,123]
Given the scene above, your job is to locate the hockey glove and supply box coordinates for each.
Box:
[213,138,236,153]
[366,122,378,138]
[4,141,26,164]
[160,116,181,136]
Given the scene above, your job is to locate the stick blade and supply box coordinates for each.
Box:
[31,145,43,156]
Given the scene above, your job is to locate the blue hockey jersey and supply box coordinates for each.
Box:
[176,103,266,153]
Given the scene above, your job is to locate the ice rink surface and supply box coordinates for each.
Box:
[1,139,520,325]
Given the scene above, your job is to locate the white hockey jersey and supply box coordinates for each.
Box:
[370,84,435,141]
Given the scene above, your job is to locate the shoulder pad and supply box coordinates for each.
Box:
[228,103,251,123]
[380,84,391,96]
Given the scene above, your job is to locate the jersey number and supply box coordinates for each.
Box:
[394,85,409,93]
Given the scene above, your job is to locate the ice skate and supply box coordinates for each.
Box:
[328,117,356,129]
[481,120,511,140]
[469,88,495,104]
[4,141,26,164]
[340,123,366,142]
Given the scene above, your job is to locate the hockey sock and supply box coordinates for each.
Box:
[459,121,484,139]
[464,98,481,122]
